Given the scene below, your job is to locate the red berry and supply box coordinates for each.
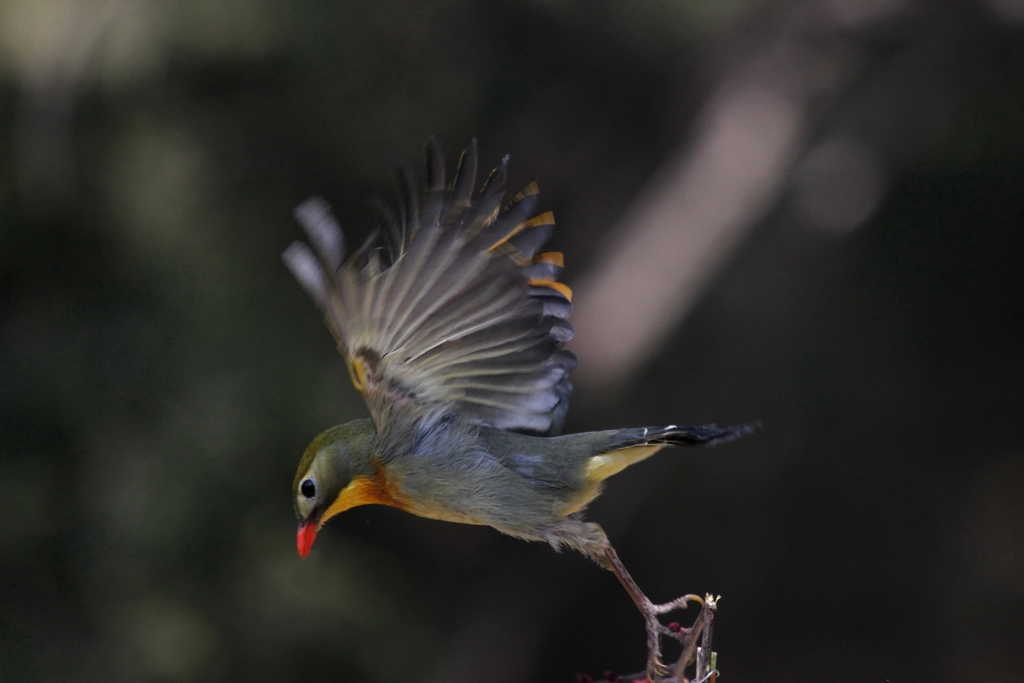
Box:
[667,622,681,633]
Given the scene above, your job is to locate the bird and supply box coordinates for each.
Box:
[282,138,755,680]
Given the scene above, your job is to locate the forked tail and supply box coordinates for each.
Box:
[606,422,760,451]
[584,421,759,483]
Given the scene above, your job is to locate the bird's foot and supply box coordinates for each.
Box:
[576,591,714,683]
[637,594,704,681]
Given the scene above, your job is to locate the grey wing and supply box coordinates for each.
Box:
[283,138,577,435]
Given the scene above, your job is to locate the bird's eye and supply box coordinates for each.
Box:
[300,479,316,499]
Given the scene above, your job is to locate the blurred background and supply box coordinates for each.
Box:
[2,0,1023,681]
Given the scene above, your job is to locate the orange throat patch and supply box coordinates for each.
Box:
[317,463,408,530]
[317,460,487,529]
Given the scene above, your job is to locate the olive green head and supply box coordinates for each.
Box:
[292,418,376,524]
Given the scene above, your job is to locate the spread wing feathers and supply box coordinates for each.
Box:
[283,138,577,435]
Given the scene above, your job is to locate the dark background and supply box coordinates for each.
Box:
[2,1,1023,682]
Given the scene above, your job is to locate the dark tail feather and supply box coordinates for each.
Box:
[610,421,760,450]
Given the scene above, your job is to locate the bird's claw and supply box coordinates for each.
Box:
[651,657,672,678]
[652,593,703,615]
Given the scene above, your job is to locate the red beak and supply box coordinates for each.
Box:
[297,519,318,558]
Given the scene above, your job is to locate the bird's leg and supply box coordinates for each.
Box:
[600,541,703,681]
[544,520,703,681]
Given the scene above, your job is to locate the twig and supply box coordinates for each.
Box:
[693,595,718,683]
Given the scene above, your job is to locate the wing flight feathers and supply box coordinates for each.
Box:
[292,197,345,272]
[285,140,577,435]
